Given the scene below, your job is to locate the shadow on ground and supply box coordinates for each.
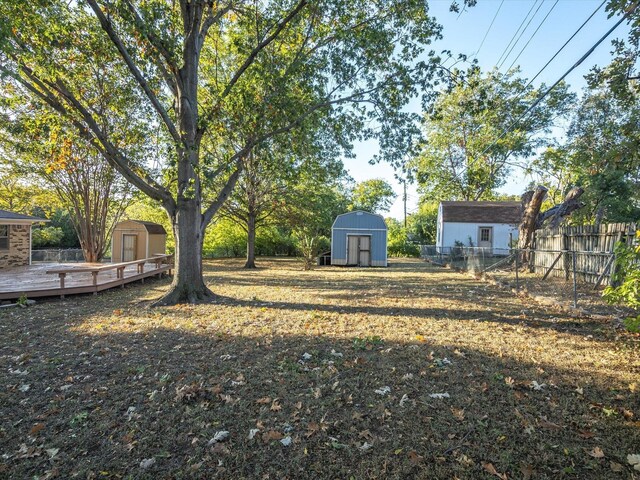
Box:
[1,258,638,479]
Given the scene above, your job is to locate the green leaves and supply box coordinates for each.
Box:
[349,179,396,214]
[413,67,573,201]
[603,231,640,332]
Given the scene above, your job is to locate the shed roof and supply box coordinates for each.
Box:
[119,220,167,235]
[332,210,387,230]
[440,201,522,224]
[0,209,49,223]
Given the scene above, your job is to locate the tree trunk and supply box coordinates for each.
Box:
[518,186,548,253]
[244,214,257,268]
[155,5,212,305]
[154,199,214,305]
[518,185,585,264]
[537,187,585,227]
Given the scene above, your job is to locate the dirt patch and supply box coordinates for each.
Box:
[1,257,638,479]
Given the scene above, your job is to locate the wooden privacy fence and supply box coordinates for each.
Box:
[531,223,637,285]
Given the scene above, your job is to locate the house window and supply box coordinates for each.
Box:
[480,228,491,242]
[0,225,8,250]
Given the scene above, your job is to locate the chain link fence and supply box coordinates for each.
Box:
[31,249,86,263]
[420,245,617,312]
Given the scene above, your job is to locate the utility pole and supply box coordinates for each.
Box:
[403,180,407,229]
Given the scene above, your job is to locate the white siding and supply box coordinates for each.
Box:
[440,222,518,251]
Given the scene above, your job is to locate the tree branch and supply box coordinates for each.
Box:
[200,1,234,41]
[85,0,182,145]
[121,0,179,94]
[201,156,244,228]
[219,0,307,100]
[3,60,174,208]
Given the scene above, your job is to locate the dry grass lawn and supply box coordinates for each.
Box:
[1,257,639,479]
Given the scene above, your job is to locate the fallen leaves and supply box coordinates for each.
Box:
[374,386,391,395]
[588,446,605,458]
[520,463,534,480]
[628,454,640,471]
[2,257,637,480]
[305,420,331,438]
[208,431,229,445]
[261,430,284,442]
[610,461,624,472]
[407,450,423,465]
[530,381,546,391]
[428,392,450,399]
[139,457,155,469]
[538,417,562,430]
[29,423,45,436]
[482,461,508,479]
[450,408,465,421]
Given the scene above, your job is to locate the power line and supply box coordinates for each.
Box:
[497,0,545,70]
[495,0,541,68]
[484,2,639,162]
[451,2,638,184]
[523,0,606,90]
[474,0,505,58]
[505,0,560,72]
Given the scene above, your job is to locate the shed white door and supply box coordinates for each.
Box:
[122,234,138,262]
[478,227,493,253]
[347,235,371,266]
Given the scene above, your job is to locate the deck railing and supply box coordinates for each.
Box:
[44,254,174,298]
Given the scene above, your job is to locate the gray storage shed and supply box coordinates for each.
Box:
[331,211,388,267]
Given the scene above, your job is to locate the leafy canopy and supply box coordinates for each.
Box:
[413,67,573,201]
[349,179,397,214]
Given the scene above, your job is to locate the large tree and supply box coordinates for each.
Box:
[531,88,640,224]
[0,0,447,304]
[413,67,573,201]
[348,178,397,214]
[1,114,134,262]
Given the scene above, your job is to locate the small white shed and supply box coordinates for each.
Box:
[436,201,521,254]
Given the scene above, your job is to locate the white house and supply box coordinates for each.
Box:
[436,201,521,254]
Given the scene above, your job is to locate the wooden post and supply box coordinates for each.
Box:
[563,233,570,280]
[542,252,564,280]
[58,273,66,299]
[92,271,98,295]
[572,251,578,308]
[515,249,519,290]
[610,231,625,287]
[529,231,536,273]
[593,254,615,290]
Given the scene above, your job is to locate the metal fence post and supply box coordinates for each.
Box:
[514,249,519,290]
[572,251,578,308]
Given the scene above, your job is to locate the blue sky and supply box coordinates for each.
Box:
[347,0,631,220]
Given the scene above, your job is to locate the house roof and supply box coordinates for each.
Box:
[126,220,167,235]
[440,201,522,224]
[0,209,49,223]
[332,210,387,230]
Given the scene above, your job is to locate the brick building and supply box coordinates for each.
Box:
[0,210,49,269]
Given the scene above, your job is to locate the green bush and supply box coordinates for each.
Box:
[386,217,420,257]
[31,208,80,248]
[202,219,298,259]
[31,226,65,248]
[603,231,640,332]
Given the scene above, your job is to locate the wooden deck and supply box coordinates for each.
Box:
[0,257,173,301]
